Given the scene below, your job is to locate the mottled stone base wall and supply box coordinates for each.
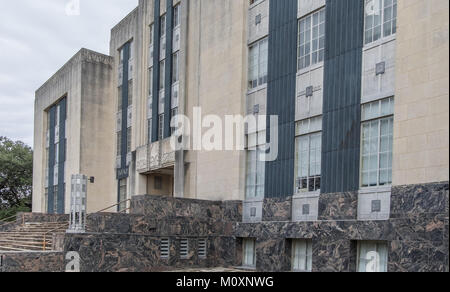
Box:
[64,234,236,272]
[0,252,64,272]
[236,182,449,272]
[131,195,242,222]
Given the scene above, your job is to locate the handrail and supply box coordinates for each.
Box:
[0,214,19,226]
[42,199,132,250]
[89,199,132,214]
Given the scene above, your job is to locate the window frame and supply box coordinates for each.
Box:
[357,241,389,272]
[364,0,397,46]
[243,238,256,268]
[248,37,268,90]
[291,239,313,272]
[360,97,394,189]
[297,8,326,71]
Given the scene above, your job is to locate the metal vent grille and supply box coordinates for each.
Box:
[180,239,189,258]
[198,239,207,259]
[160,238,170,259]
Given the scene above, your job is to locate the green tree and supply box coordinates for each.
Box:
[0,136,33,220]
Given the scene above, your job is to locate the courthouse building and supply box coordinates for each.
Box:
[27,0,449,272]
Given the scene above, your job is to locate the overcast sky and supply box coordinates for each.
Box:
[0,0,137,147]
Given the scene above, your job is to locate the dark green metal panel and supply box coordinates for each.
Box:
[57,97,66,214]
[164,0,174,139]
[151,0,161,143]
[321,0,364,194]
[47,106,56,214]
[265,0,298,198]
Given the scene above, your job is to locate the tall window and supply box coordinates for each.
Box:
[118,86,122,111]
[126,127,132,153]
[128,80,133,107]
[160,60,166,90]
[170,108,178,136]
[160,14,166,38]
[117,131,122,156]
[364,0,397,45]
[292,240,313,272]
[295,117,322,193]
[149,24,154,47]
[118,179,127,212]
[173,4,180,28]
[158,114,165,140]
[248,38,268,89]
[360,97,394,188]
[357,241,388,272]
[172,52,179,83]
[298,8,325,71]
[243,238,256,268]
[245,149,265,199]
[148,118,153,144]
[148,68,153,96]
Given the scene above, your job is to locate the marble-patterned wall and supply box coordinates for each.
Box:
[236,182,449,272]
[0,252,64,272]
[1,183,447,272]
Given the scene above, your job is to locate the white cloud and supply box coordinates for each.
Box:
[0,0,138,147]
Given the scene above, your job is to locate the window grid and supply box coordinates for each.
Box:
[171,107,179,136]
[160,238,170,259]
[147,118,152,144]
[298,8,325,71]
[245,149,265,199]
[243,238,256,267]
[172,52,179,83]
[198,239,207,259]
[158,114,165,141]
[180,239,189,258]
[361,117,393,188]
[248,38,268,89]
[357,241,388,272]
[118,179,127,212]
[364,0,397,45]
[292,239,313,272]
[295,132,322,193]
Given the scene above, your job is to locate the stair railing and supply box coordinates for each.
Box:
[0,214,19,228]
[41,199,132,251]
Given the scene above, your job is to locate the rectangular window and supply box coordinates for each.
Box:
[173,5,181,28]
[298,8,325,71]
[198,239,207,259]
[126,127,132,153]
[245,149,265,199]
[171,107,178,136]
[148,118,153,144]
[118,86,122,111]
[117,131,122,156]
[160,14,166,38]
[292,239,313,272]
[243,238,256,268]
[360,97,394,188]
[364,0,397,45]
[148,67,153,96]
[294,117,322,193]
[160,238,170,259]
[54,143,59,165]
[149,24,154,46]
[180,239,189,259]
[159,60,166,90]
[118,179,127,212]
[119,48,124,64]
[248,38,268,89]
[158,114,165,140]
[128,80,133,107]
[44,188,49,212]
[172,52,179,83]
[53,185,58,213]
[357,241,388,272]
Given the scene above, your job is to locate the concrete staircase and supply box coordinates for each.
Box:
[0,222,68,252]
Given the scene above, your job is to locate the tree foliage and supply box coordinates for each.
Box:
[0,136,33,219]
